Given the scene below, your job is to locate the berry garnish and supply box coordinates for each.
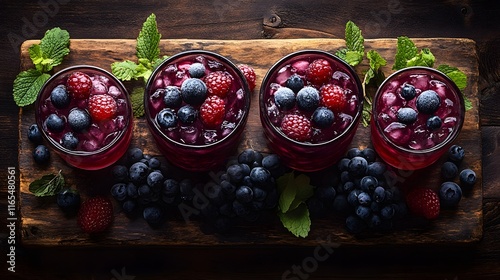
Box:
[163,86,182,108]
[312,107,334,128]
[77,196,114,233]
[189,62,206,78]
[45,113,65,133]
[416,90,440,114]
[280,114,311,142]
[320,84,346,113]
[33,144,50,164]
[238,64,256,92]
[200,95,226,128]
[88,94,117,121]
[448,145,465,165]
[204,71,232,98]
[61,132,79,150]
[441,161,458,180]
[406,188,440,220]
[66,71,92,99]
[68,108,91,132]
[274,87,296,110]
[459,169,476,190]
[180,78,208,105]
[426,116,442,130]
[156,108,178,129]
[296,86,320,111]
[397,107,418,124]
[56,188,81,213]
[438,182,462,208]
[177,105,198,125]
[50,85,71,109]
[27,123,43,144]
[286,74,304,93]
[401,84,416,100]
[305,59,333,86]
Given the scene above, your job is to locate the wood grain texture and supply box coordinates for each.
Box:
[18,38,482,247]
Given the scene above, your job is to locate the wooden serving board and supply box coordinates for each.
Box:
[19,38,482,246]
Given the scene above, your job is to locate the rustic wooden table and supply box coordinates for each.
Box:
[1,1,500,279]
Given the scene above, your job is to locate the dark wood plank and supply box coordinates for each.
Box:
[18,38,482,247]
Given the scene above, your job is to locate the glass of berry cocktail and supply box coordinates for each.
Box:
[35,65,133,170]
[371,66,465,170]
[259,50,363,172]
[144,50,251,172]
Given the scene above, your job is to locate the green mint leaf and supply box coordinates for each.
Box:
[367,50,387,71]
[39,27,70,69]
[335,48,348,61]
[278,172,314,213]
[111,60,139,81]
[436,64,467,90]
[152,55,169,70]
[29,170,65,197]
[345,51,364,67]
[13,69,50,107]
[463,96,473,111]
[345,21,364,54]
[130,86,145,118]
[278,203,311,238]
[361,100,372,127]
[361,50,387,127]
[136,13,161,63]
[393,36,417,70]
[406,48,435,68]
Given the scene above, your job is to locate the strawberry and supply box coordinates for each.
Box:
[204,71,232,98]
[305,59,333,86]
[280,114,312,142]
[200,95,226,128]
[88,94,117,121]
[406,188,440,220]
[77,196,113,233]
[238,64,256,92]
[66,71,93,99]
[320,84,347,112]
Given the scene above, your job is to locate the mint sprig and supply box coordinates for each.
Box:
[361,50,387,126]
[13,27,70,107]
[277,172,314,238]
[111,13,168,83]
[335,21,364,67]
[29,170,65,197]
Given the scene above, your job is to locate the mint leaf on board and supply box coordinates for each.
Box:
[406,48,435,68]
[437,64,471,110]
[277,172,314,213]
[278,203,311,238]
[111,60,139,81]
[393,36,418,70]
[152,55,170,70]
[336,21,364,66]
[38,27,70,69]
[130,86,145,118]
[29,170,65,197]
[361,50,387,127]
[13,69,51,107]
[136,13,161,63]
[28,44,53,73]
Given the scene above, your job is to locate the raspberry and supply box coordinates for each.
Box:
[238,64,256,92]
[204,71,232,98]
[88,94,117,121]
[406,188,440,220]
[306,59,333,86]
[320,84,347,112]
[66,71,92,99]
[280,114,312,142]
[200,95,226,128]
[77,196,113,233]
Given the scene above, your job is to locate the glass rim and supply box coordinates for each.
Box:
[35,65,132,157]
[259,49,364,147]
[372,66,466,154]
[144,49,251,149]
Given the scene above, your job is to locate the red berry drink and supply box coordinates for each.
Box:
[371,66,465,170]
[35,65,132,170]
[144,50,250,172]
[260,50,363,172]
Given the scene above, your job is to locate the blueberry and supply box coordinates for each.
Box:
[340,171,352,184]
[68,109,91,132]
[274,87,296,110]
[111,183,127,201]
[180,78,207,105]
[138,184,152,198]
[338,158,350,172]
[315,186,336,206]
[236,185,253,203]
[348,156,368,177]
[366,162,387,179]
[342,181,355,193]
[441,161,458,180]
[126,182,138,198]
[56,188,80,212]
[251,151,264,168]
[147,171,164,189]
[296,86,320,111]
[156,108,178,129]
[346,215,367,234]
[373,186,386,203]
[127,148,144,163]
[346,148,363,159]
[264,188,279,209]
[112,165,128,182]
[238,149,256,165]
[397,107,418,124]
[361,148,377,163]
[401,84,416,100]
[355,205,371,220]
[240,164,251,176]
[459,169,476,190]
[426,116,442,130]
[163,179,179,196]
[50,85,70,109]
[61,132,79,150]
[250,167,271,186]
[189,62,206,78]
[286,74,304,93]
[45,113,65,133]
[360,176,378,192]
[448,145,465,165]
[163,86,182,108]
[221,180,237,199]
[347,189,362,207]
[148,157,161,169]
[122,199,137,215]
[232,200,249,217]
[357,192,372,206]
[27,124,43,144]
[177,105,198,125]
[227,164,244,184]
[332,194,350,214]
[252,187,267,202]
[416,90,441,114]
[380,205,395,220]
[369,214,382,229]
[312,107,334,128]
[307,197,326,218]
[33,145,50,164]
[129,162,149,184]
[262,154,281,171]
[143,206,163,225]
[439,181,462,208]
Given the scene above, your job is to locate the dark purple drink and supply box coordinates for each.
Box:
[260,50,363,172]
[371,67,465,170]
[35,65,132,170]
[144,50,250,172]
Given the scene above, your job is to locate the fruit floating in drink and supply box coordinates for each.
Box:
[371,66,465,170]
[259,50,363,172]
[144,50,251,172]
[35,66,133,170]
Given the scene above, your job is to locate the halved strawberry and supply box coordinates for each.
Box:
[77,196,113,233]
[406,188,440,220]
